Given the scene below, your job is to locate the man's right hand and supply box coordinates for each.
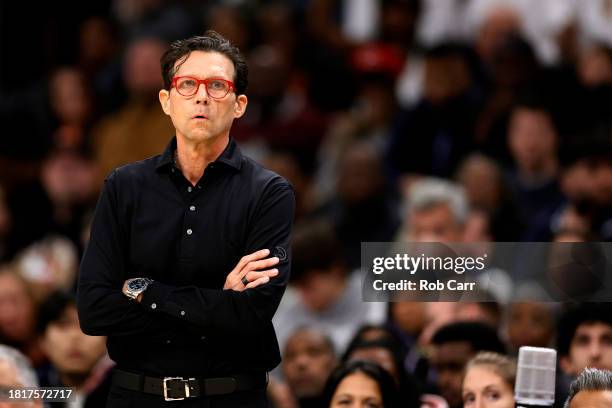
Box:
[223,249,280,292]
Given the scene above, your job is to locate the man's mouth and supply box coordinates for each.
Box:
[192,114,208,120]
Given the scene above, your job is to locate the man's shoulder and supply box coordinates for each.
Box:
[240,156,294,192]
[104,155,161,184]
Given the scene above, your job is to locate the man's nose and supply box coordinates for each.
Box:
[589,341,603,360]
[194,83,209,104]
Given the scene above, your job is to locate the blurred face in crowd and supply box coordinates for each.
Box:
[124,38,167,97]
[433,341,475,408]
[508,107,558,175]
[476,6,520,66]
[408,203,463,242]
[569,389,612,408]
[40,304,106,378]
[457,156,502,211]
[283,329,336,399]
[337,146,383,205]
[0,358,42,408]
[330,371,383,408]
[49,68,91,126]
[462,365,515,408]
[390,302,427,337]
[295,267,346,312]
[506,302,554,350]
[578,45,612,87]
[424,54,470,106]
[159,51,247,147]
[561,322,612,375]
[0,272,35,343]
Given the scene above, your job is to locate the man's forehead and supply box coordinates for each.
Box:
[174,50,234,77]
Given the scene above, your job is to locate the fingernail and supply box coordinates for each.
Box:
[264,249,270,254]
[263,276,270,282]
[272,269,278,274]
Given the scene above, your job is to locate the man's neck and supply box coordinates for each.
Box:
[175,135,229,186]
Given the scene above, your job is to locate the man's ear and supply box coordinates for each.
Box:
[159,89,171,115]
[233,94,248,119]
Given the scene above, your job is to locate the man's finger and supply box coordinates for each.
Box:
[242,257,279,274]
[246,269,278,282]
[245,275,271,289]
[233,249,270,274]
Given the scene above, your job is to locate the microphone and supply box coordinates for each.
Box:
[514,346,557,408]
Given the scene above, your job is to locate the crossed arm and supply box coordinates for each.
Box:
[77,172,295,338]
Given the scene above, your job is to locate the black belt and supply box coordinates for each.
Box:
[112,369,268,401]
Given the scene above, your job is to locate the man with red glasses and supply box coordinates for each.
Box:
[77,31,295,407]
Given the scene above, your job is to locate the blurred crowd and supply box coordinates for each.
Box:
[0,0,612,407]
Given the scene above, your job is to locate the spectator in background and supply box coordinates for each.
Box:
[0,344,42,408]
[280,327,337,408]
[456,154,521,240]
[505,302,556,353]
[321,360,400,408]
[400,178,468,243]
[462,351,516,408]
[0,267,42,367]
[564,368,612,408]
[36,291,111,408]
[314,142,401,268]
[506,91,566,241]
[273,220,385,355]
[48,67,95,151]
[558,303,612,376]
[92,36,175,184]
[559,129,612,240]
[430,322,506,408]
[387,44,479,180]
[343,336,423,408]
[556,303,612,406]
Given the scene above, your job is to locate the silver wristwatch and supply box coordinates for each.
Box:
[125,278,154,300]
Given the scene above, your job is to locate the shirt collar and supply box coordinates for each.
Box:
[155,136,243,172]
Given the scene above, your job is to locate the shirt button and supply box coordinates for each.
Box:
[201,336,206,340]
[166,339,171,344]
[171,168,175,173]
[189,205,196,211]
[180,311,186,316]
[151,303,157,309]
[186,228,193,236]
[187,186,192,192]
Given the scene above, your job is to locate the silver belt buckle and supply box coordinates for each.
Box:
[163,377,194,401]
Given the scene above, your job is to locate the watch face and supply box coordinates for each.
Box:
[128,279,148,291]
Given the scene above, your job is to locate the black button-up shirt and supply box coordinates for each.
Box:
[77,136,295,377]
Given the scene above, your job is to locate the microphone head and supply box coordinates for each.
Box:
[514,346,557,406]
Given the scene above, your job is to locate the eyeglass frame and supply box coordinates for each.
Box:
[171,76,236,99]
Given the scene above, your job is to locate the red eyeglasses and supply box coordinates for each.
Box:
[171,76,235,98]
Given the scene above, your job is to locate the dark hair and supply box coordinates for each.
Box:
[290,219,344,283]
[431,321,506,354]
[564,368,612,408]
[321,360,400,408]
[36,291,76,335]
[557,303,612,357]
[343,335,423,408]
[160,30,248,95]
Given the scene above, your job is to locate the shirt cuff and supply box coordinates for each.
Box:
[140,281,172,313]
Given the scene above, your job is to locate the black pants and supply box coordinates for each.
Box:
[105,383,270,408]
